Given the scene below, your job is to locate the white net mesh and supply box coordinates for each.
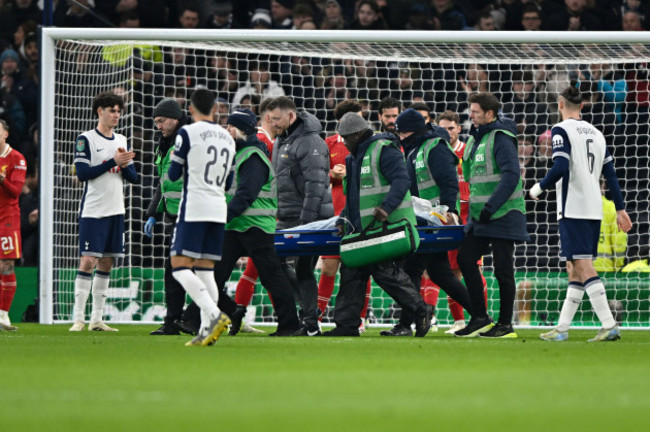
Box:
[45,34,650,327]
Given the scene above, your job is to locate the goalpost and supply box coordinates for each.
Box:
[40,28,650,328]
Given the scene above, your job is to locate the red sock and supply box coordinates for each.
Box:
[482,273,488,310]
[317,274,336,319]
[0,273,17,312]
[360,279,371,319]
[420,277,440,307]
[448,297,465,321]
[234,260,258,306]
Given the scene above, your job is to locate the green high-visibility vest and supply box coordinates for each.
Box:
[156,146,183,216]
[463,129,525,221]
[225,146,277,234]
[414,137,460,212]
[359,139,417,229]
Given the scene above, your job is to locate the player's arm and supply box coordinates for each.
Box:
[602,151,632,233]
[0,156,26,198]
[167,128,189,182]
[227,153,268,222]
[73,136,119,182]
[530,126,570,200]
[297,138,330,224]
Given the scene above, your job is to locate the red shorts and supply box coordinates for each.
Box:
[0,228,22,260]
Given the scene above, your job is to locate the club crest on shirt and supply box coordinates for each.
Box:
[76,139,85,152]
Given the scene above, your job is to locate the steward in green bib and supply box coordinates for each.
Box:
[455,92,528,339]
[144,98,199,336]
[379,108,472,337]
[323,113,431,337]
[212,109,301,336]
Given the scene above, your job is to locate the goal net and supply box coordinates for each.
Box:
[40,29,650,328]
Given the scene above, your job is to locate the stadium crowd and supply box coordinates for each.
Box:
[0,0,649,333]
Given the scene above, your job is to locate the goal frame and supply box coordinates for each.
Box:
[39,28,650,324]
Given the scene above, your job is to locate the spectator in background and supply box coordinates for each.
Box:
[293,2,316,29]
[474,10,496,30]
[64,0,109,28]
[231,61,285,108]
[251,8,272,29]
[207,2,233,29]
[521,4,542,31]
[544,0,602,31]
[19,162,38,267]
[405,4,434,30]
[622,10,644,31]
[580,63,627,124]
[18,123,37,170]
[0,0,40,45]
[215,97,230,127]
[12,20,37,54]
[178,3,200,29]
[321,0,345,30]
[502,70,549,138]
[376,96,400,134]
[431,0,466,30]
[271,0,294,29]
[350,0,387,30]
[0,49,29,141]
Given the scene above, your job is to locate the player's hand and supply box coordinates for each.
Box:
[335,222,344,237]
[529,183,543,201]
[616,210,633,233]
[373,207,389,222]
[0,170,5,183]
[144,217,156,237]
[114,148,135,167]
[29,209,39,225]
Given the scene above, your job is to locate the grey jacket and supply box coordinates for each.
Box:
[272,111,334,227]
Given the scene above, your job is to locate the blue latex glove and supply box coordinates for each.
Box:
[144,217,157,237]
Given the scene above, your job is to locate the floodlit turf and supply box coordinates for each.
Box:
[2,325,650,432]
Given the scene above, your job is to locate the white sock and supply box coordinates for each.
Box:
[194,268,220,306]
[585,277,616,329]
[172,268,220,325]
[556,282,584,332]
[90,271,110,323]
[72,271,92,322]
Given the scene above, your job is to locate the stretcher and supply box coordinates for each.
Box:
[274,225,465,257]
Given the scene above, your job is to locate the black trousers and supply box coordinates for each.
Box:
[162,216,199,327]
[400,251,472,325]
[333,259,427,331]
[457,227,516,325]
[214,227,301,332]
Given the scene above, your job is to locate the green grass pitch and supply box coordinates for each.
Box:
[3,324,650,432]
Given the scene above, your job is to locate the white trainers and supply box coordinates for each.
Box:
[69,321,85,332]
[240,322,265,334]
[359,321,366,334]
[588,326,621,342]
[540,328,569,342]
[445,320,466,334]
[430,315,439,332]
[0,313,18,331]
[88,321,119,332]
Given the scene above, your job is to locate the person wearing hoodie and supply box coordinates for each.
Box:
[323,113,432,337]
[144,98,200,336]
[378,108,472,337]
[211,109,301,337]
[455,92,529,339]
[268,96,334,336]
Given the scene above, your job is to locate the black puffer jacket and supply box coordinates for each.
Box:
[272,112,333,228]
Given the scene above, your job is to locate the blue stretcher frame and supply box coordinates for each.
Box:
[274,225,465,257]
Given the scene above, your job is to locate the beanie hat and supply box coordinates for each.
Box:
[251,8,272,27]
[395,108,425,133]
[153,98,183,119]
[338,112,368,136]
[0,49,20,65]
[227,109,258,136]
